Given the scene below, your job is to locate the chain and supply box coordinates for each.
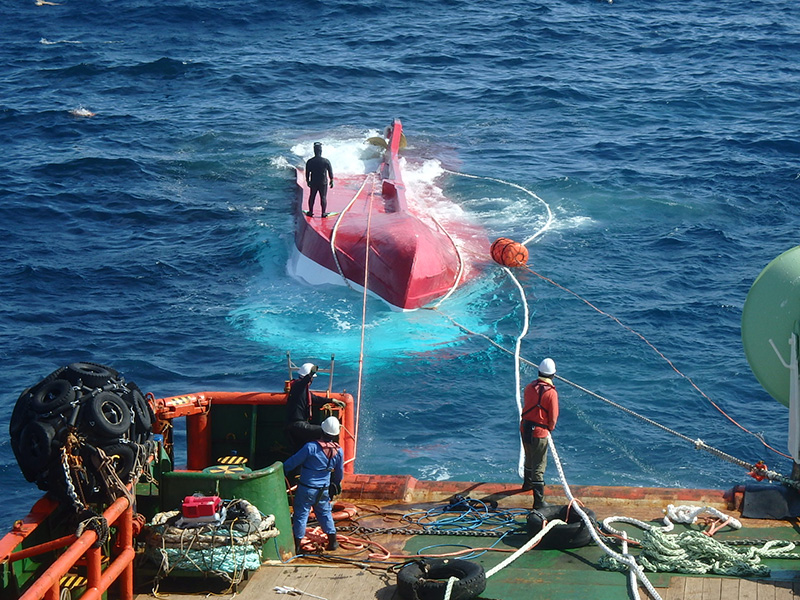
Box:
[336,525,508,538]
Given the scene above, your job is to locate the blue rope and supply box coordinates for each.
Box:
[402,495,528,535]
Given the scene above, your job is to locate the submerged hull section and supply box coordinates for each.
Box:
[291,120,477,310]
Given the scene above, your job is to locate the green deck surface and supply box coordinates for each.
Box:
[399,524,800,600]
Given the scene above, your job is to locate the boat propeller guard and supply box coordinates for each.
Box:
[526,504,596,549]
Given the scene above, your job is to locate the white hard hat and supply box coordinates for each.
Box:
[298,363,317,377]
[321,416,340,436]
[539,358,556,377]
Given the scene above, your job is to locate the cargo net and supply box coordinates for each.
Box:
[144,498,279,586]
[10,362,157,512]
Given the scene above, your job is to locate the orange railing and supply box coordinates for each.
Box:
[1,496,134,600]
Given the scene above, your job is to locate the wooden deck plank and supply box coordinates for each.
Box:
[740,578,759,600]
[756,579,776,600]
[253,564,394,600]
[250,565,298,592]
[684,577,705,600]
[272,565,320,597]
[303,568,353,599]
[702,577,722,600]
[773,580,796,600]
[721,578,742,600]
[664,575,686,600]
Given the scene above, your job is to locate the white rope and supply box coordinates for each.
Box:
[448,171,554,476]
[664,505,741,530]
[275,585,328,600]
[483,518,567,579]
[548,435,664,600]
[328,173,375,289]
[621,532,641,600]
[441,169,554,245]
[429,212,466,308]
[443,576,458,600]
[505,268,531,479]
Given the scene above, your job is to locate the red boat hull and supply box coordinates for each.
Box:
[291,120,486,310]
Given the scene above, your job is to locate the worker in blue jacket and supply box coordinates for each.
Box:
[284,416,344,553]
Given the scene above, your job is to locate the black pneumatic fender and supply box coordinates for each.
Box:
[525,504,596,550]
[397,558,486,600]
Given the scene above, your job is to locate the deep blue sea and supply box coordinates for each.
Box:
[2,0,799,528]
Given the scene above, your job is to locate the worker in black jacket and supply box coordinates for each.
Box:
[285,363,344,453]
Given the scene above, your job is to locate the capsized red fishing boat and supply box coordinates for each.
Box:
[289,119,487,311]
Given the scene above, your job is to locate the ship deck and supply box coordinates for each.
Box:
[134,479,800,600]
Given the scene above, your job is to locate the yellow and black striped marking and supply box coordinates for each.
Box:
[217,455,248,465]
[167,395,197,406]
[60,575,86,590]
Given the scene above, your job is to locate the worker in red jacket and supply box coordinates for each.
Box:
[520,358,559,508]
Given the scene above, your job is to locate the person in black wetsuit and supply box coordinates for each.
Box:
[304,142,334,217]
[285,363,344,454]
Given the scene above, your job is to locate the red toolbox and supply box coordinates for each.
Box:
[182,495,222,519]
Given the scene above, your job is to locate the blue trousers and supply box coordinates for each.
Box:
[292,483,335,539]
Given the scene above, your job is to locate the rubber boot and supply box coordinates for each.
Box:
[326,532,338,551]
[294,537,304,555]
[532,483,550,509]
[521,468,535,491]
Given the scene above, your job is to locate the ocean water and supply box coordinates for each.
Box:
[2,0,799,528]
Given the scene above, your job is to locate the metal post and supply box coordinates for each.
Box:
[789,333,800,471]
[769,332,800,470]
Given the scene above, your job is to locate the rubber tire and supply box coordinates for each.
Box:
[15,421,57,482]
[525,505,596,550]
[82,391,132,437]
[99,442,137,484]
[397,558,486,600]
[10,390,34,437]
[30,379,76,415]
[125,388,153,437]
[64,362,117,388]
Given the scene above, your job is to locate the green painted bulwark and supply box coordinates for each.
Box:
[160,461,294,561]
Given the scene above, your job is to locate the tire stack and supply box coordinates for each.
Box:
[9,362,155,510]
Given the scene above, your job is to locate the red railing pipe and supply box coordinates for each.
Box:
[19,497,133,600]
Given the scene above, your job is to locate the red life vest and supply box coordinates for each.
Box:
[316,440,340,472]
[521,380,552,429]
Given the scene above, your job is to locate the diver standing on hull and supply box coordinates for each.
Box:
[520,358,560,509]
[305,142,333,217]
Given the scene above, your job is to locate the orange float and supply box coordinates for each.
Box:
[331,502,359,521]
[491,237,529,268]
[310,501,358,521]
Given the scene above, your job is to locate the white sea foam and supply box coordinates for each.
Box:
[68,107,95,117]
[39,38,82,45]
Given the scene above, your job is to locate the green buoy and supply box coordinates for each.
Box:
[741,246,800,408]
